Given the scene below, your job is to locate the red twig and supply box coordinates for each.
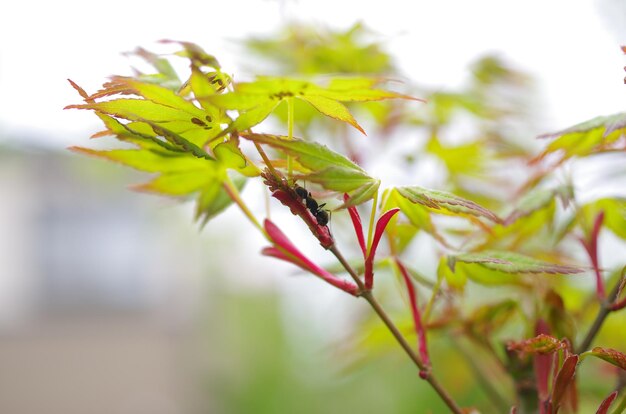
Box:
[579,211,606,300]
[395,257,431,370]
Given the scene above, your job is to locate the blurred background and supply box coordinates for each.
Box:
[1,0,625,413]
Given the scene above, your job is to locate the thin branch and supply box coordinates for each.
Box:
[329,245,366,293]
[361,290,463,413]
[576,270,624,354]
[254,141,280,178]
[329,245,464,414]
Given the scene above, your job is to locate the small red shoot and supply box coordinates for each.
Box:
[364,208,400,289]
[579,211,605,299]
[595,390,618,414]
[551,354,579,413]
[263,219,358,295]
[534,320,554,403]
[396,258,430,368]
[344,193,367,258]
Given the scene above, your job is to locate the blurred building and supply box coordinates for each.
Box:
[0,144,205,414]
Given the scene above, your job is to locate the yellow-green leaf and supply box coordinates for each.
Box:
[69,147,207,173]
[297,94,365,134]
[536,113,626,160]
[240,132,379,204]
[438,256,466,290]
[135,169,217,195]
[449,251,584,275]
[396,186,501,223]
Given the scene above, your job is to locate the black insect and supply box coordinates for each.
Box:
[305,196,319,212]
[314,208,329,226]
[294,185,309,200]
[293,183,330,227]
[307,198,328,226]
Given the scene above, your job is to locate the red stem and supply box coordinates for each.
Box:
[395,257,431,368]
[580,211,605,300]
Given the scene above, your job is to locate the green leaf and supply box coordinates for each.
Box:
[396,186,501,223]
[439,250,583,287]
[186,67,230,110]
[536,113,626,160]
[426,137,485,177]
[241,133,379,205]
[127,47,180,87]
[241,133,362,171]
[446,257,522,286]
[209,75,420,137]
[65,77,222,148]
[71,132,256,226]
[390,188,448,247]
[302,166,374,190]
[243,23,395,76]
[69,147,208,173]
[145,121,213,160]
[437,256,466,290]
[66,48,256,226]
[66,99,218,147]
[160,39,221,69]
[449,251,584,275]
[67,99,193,122]
[196,174,245,227]
[342,179,380,207]
[504,186,572,225]
[213,138,261,177]
[115,77,207,116]
[483,201,557,252]
[539,113,626,139]
[207,92,269,111]
[326,77,381,90]
[310,84,420,103]
[478,186,574,250]
[297,94,365,134]
[583,347,626,370]
[72,145,221,195]
[135,169,218,195]
[222,100,281,135]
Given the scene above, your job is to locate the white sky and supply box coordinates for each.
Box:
[0,0,624,147]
